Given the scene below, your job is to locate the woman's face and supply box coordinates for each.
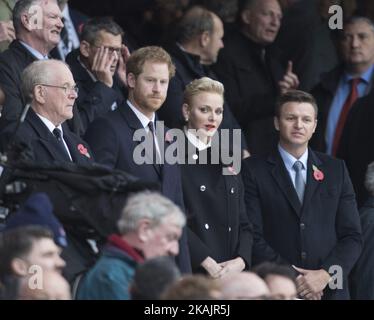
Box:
[183,92,224,141]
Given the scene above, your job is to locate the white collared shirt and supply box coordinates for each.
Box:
[184,127,211,151]
[19,41,49,60]
[127,100,160,156]
[278,144,308,188]
[36,113,72,161]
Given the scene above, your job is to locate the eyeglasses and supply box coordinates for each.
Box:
[91,44,121,55]
[38,84,79,95]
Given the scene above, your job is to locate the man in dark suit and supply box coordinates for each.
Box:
[0,0,81,134]
[66,17,130,133]
[0,59,92,165]
[311,16,374,155]
[242,90,362,299]
[84,46,191,273]
[213,0,299,155]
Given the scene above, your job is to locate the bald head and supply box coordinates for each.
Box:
[220,272,270,300]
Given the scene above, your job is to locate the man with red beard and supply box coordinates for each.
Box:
[84,46,191,273]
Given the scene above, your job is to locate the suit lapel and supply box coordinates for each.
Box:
[302,149,323,213]
[27,110,71,162]
[118,103,162,178]
[269,151,302,216]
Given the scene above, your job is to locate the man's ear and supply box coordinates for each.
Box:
[127,73,136,89]
[274,116,280,131]
[33,85,46,104]
[137,219,152,243]
[11,258,29,277]
[241,9,252,25]
[80,40,90,58]
[200,31,211,48]
[21,13,33,32]
[313,119,317,133]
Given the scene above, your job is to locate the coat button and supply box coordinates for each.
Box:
[192,154,198,160]
[230,187,235,194]
[301,252,307,260]
[300,223,305,230]
[228,227,231,232]
[205,224,209,230]
[200,185,206,192]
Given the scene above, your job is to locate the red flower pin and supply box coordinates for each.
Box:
[165,131,173,143]
[77,144,90,158]
[312,165,324,181]
[227,166,238,175]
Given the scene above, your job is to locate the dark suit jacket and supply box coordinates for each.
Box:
[212,28,285,155]
[0,108,93,165]
[84,102,191,273]
[66,49,127,134]
[179,136,253,272]
[0,40,82,134]
[310,65,374,152]
[242,148,362,299]
[337,90,374,207]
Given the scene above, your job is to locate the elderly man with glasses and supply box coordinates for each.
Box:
[0,59,93,165]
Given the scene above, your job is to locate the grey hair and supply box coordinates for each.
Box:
[80,17,124,45]
[13,0,57,35]
[341,16,374,35]
[21,59,70,104]
[365,162,374,196]
[117,191,186,235]
[176,6,215,44]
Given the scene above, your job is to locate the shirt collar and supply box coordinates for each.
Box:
[77,55,97,82]
[35,112,63,135]
[127,99,155,128]
[344,64,374,84]
[278,144,308,172]
[184,127,211,151]
[19,41,49,60]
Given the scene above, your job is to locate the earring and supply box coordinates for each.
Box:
[185,117,189,122]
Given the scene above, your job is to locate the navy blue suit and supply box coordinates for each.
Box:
[84,102,191,273]
[242,148,362,299]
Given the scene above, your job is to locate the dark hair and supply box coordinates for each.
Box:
[80,16,124,44]
[13,0,41,34]
[275,90,318,118]
[131,256,181,300]
[338,16,374,39]
[0,225,53,278]
[253,262,297,283]
[176,6,215,44]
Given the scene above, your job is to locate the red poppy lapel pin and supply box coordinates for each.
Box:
[77,144,91,158]
[165,131,173,143]
[227,166,238,175]
[312,165,324,181]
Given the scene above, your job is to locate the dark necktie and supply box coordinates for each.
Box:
[53,128,71,161]
[148,121,161,168]
[293,160,305,204]
[332,78,360,156]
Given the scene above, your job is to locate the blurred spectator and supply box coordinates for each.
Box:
[253,262,297,299]
[76,191,186,300]
[213,0,299,156]
[350,162,374,299]
[161,274,221,300]
[130,256,181,300]
[50,0,87,61]
[18,270,71,300]
[311,16,374,157]
[0,0,16,52]
[66,17,129,133]
[198,0,238,25]
[159,5,249,156]
[219,271,271,299]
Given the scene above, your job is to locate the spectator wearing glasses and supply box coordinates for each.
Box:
[0,59,93,165]
[66,16,130,134]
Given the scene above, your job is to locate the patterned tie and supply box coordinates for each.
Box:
[53,128,71,161]
[293,160,305,204]
[332,78,360,156]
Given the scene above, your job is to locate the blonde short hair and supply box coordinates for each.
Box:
[183,77,224,105]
